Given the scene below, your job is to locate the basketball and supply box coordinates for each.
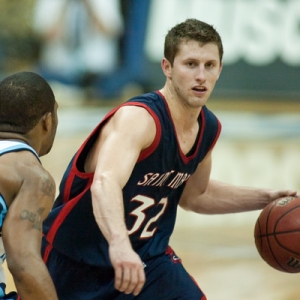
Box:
[254,196,300,273]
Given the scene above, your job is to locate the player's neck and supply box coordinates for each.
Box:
[159,86,201,130]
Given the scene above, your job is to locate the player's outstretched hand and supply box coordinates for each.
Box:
[109,242,145,296]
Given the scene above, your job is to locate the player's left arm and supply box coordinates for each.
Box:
[179,151,299,214]
[2,157,58,299]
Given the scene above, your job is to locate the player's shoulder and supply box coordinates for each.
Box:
[113,93,160,125]
[0,145,53,206]
[115,104,154,121]
[1,145,49,186]
[106,106,156,149]
[122,91,164,120]
[19,158,55,197]
[0,140,41,172]
[127,91,161,103]
[18,152,49,179]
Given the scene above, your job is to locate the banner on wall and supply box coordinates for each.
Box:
[144,0,300,98]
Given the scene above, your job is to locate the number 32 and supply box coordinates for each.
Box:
[127,195,168,238]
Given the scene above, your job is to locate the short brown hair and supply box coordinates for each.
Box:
[164,18,223,65]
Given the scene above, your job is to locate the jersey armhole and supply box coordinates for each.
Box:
[121,102,161,162]
[74,102,162,168]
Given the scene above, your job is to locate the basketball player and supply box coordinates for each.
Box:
[42,19,298,299]
[0,72,58,299]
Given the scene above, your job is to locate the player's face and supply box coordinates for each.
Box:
[168,41,222,109]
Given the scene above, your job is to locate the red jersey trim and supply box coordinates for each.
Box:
[71,102,161,175]
[208,118,222,152]
[42,242,53,263]
[46,177,93,245]
[70,106,121,178]
[122,102,161,162]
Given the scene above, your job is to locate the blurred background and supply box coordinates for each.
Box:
[1,0,300,299]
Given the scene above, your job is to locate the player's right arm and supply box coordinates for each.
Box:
[86,106,156,296]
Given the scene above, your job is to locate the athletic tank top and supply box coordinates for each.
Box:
[0,141,39,297]
[43,91,222,267]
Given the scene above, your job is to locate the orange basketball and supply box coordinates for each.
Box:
[254,196,300,273]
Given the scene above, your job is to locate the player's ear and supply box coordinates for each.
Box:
[41,112,52,133]
[161,58,172,79]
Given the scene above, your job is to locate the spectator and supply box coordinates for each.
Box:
[0,0,39,75]
[32,0,123,101]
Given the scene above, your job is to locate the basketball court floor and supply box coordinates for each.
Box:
[5,101,300,299]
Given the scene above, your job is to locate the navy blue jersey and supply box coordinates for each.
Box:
[43,91,221,267]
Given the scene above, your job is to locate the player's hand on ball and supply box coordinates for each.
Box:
[269,190,299,202]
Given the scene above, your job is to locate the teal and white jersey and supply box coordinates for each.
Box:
[0,140,39,298]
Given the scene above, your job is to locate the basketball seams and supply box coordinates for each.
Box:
[274,205,300,233]
[264,202,287,271]
[258,205,300,237]
[274,206,300,259]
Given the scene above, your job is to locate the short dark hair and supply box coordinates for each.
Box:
[164,18,224,65]
[0,71,55,134]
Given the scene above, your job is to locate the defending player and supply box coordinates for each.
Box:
[0,72,59,299]
[41,19,298,299]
